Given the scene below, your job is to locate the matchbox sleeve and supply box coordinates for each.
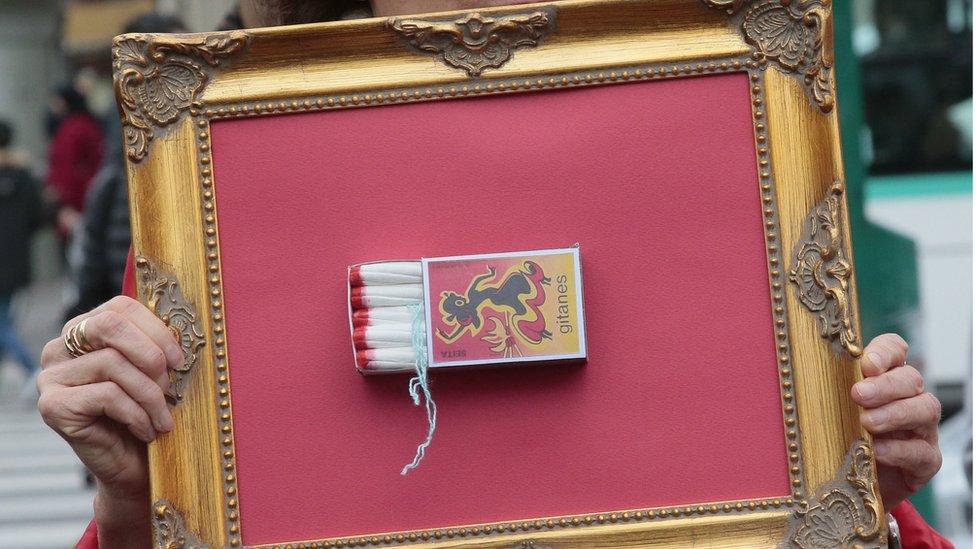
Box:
[423,248,586,369]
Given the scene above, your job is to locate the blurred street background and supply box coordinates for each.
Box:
[0,0,971,547]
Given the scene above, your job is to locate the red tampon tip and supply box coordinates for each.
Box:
[349,266,363,287]
[352,315,370,328]
[350,287,366,309]
[352,309,370,320]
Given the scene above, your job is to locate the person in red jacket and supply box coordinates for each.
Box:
[38,1,954,548]
[45,85,105,238]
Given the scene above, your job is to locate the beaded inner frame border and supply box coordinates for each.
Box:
[192,56,805,548]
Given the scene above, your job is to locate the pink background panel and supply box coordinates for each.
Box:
[210,72,789,546]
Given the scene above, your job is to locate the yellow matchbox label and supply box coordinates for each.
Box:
[423,247,586,367]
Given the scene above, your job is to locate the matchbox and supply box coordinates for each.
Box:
[348,247,587,374]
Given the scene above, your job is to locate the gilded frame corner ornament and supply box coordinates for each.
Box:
[113,31,249,163]
[136,256,206,404]
[153,499,209,549]
[388,8,556,76]
[781,438,885,548]
[789,180,862,357]
[702,0,835,112]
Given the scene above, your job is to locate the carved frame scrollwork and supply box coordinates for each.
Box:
[702,0,835,112]
[153,500,209,549]
[136,256,206,404]
[789,180,862,357]
[388,8,556,76]
[781,438,885,548]
[113,31,249,162]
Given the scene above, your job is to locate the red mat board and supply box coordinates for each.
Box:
[209,72,790,545]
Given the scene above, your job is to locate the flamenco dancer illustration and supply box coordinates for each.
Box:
[436,261,552,351]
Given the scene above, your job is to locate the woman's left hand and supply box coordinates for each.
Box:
[853,333,943,511]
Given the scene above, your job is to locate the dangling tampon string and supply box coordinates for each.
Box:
[400,302,436,475]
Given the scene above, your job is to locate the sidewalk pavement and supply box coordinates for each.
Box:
[0,277,94,548]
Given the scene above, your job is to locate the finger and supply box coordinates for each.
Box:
[40,336,74,369]
[861,392,942,435]
[75,310,170,385]
[104,296,182,368]
[874,430,913,441]
[860,333,909,377]
[38,349,174,433]
[873,438,942,487]
[39,382,157,443]
[74,296,183,368]
[852,365,925,408]
[877,427,941,446]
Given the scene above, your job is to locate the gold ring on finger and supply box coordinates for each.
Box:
[64,318,95,358]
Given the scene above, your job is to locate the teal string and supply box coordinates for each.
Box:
[400,303,436,475]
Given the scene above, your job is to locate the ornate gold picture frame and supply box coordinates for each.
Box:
[115,1,886,547]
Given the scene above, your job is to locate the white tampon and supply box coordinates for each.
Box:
[352,306,416,323]
[354,326,416,343]
[360,262,422,277]
[353,316,414,329]
[349,265,423,286]
[351,295,421,308]
[356,347,417,363]
[353,326,422,349]
[352,285,422,299]
[351,286,423,308]
[351,285,422,301]
[361,361,416,372]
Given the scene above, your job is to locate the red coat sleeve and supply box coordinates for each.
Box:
[75,520,98,549]
[122,250,136,298]
[892,500,955,549]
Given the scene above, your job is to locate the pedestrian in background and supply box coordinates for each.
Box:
[44,86,104,252]
[0,120,43,396]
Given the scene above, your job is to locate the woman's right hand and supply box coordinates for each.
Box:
[37,296,181,547]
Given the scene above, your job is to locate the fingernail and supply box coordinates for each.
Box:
[866,352,883,371]
[145,425,157,442]
[867,408,888,426]
[157,410,175,432]
[854,381,878,400]
[874,440,890,457]
[169,345,183,366]
[156,373,171,392]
